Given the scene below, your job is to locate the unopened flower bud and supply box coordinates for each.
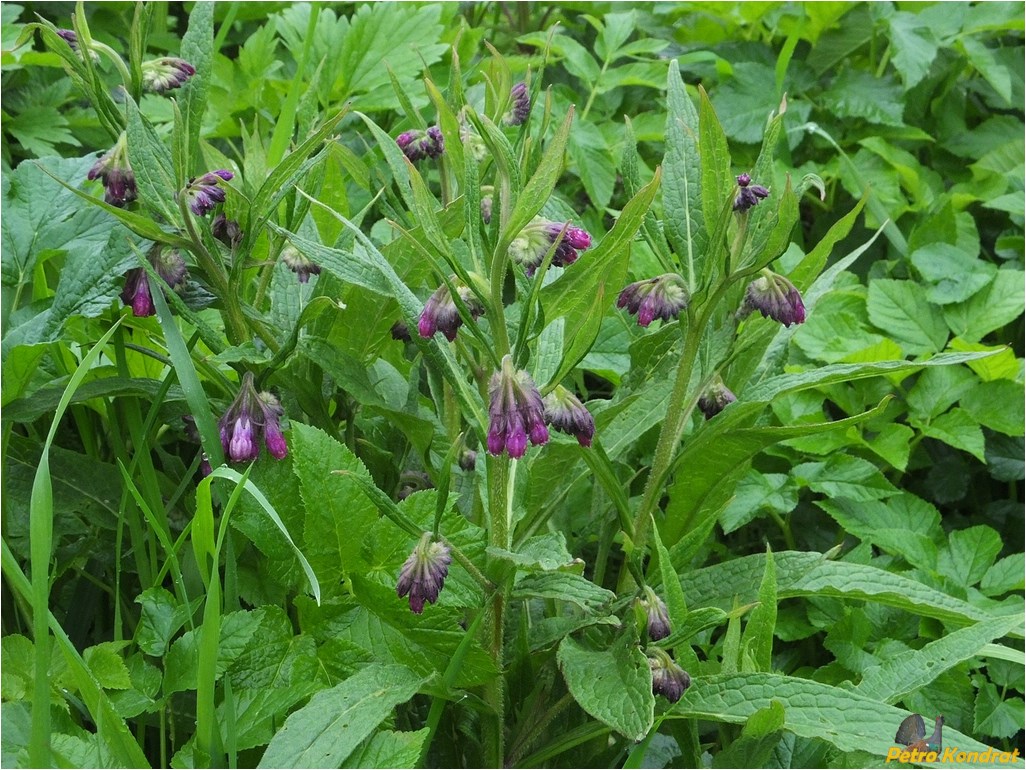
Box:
[391,320,411,342]
[640,587,671,641]
[698,378,737,420]
[280,246,321,283]
[397,532,452,613]
[543,386,595,447]
[733,173,770,213]
[211,214,243,249]
[396,126,445,162]
[459,449,477,472]
[87,133,137,208]
[418,282,483,342]
[141,57,196,94]
[738,270,806,327]
[504,81,531,126]
[617,274,690,327]
[509,217,591,276]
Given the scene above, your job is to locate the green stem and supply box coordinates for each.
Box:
[484,455,512,766]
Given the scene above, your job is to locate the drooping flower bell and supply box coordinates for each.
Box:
[640,587,671,641]
[218,372,289,463]
[141,57,196,94]
[648,649,691,703]
[119,249,187,317]
[87,132,137,207]
[697,377,737,420]
[396,126,445,162]
[738,269,806,327]
[617,273,690,327]
[487,355,549,459]
[508,217,591,276]
[504,81,531,126]
[418,282,484,342]
[182,170,233,217]
[280,246,322,283]
[733,173,770,213]
[543,386,595,447]
[397,532,452,614]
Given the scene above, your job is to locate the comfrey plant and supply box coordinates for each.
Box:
[17,6,1012,767]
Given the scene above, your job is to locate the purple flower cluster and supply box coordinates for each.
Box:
[509,217,591,276]
[218,372,288,462]
[617,274,690,327]
[487,356,549,459]
[396,126,445,162]
[733,173,770,213]
[141,57,196,94]
[504,81,531,126]
[543,386,595,447]
[698,378,737,420]
[182,170,233,217]
[397,532,452,614]
[418,282,484,342]
[739,270,806,327]
[648,649,691,703]
[87,133,136,207]
[120,249,187,317]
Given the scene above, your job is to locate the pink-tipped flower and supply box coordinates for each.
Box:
[487,355,549,459]
[87,133,137,208]
[397,532,452,613]
[738,270,806,327]
[648,649,691,703]
[280,246,321,284]
[641,587,671,641]
[119,249,187,317]
[733,173,770,213]
[508,217,591,276]
[120,269,155,317]
[418,282,483,342]
[617,274,690,327]
[396,126,445,162]
[211,213,243,249]
[543,386,595,447]
[504,81,531,126]
[698,377,737,420]
[182,170,233,216]
[218,372,289,463]
[141,57,196,94]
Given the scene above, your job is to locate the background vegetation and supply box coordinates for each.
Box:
[1,2,1023,768]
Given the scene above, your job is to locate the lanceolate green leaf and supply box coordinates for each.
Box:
[257,664,427,769]
[664,59,704,289]
[178,0,213,169]
[739,545,776,672]
[679,551,1018,629]
[125,99,180,225]
[671,672,1014,764]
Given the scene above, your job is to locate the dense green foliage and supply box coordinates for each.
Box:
[1,2,1023,768]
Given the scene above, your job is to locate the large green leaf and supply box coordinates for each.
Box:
[558,636,654,741]
[663,60,704,288]
[672,672,1016,765]
[257,664,426,769]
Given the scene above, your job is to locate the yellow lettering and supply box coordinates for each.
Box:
[885,747,903,762]
[899,751,912,764]
[942,747,958,762]
[1014,749,1022,761]
[1000,751,1012,762]
[924,752,937,763]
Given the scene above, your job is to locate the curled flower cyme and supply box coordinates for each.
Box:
[218,372,289,462]
[487,355,548,459]
[119,249,187,317]
[504,81,531,126]
[141,57,196,93]
[396,126,445,162]
[508,216,591,276]
[617,273,690,327]
[182,170,233,216]
[543,386,595,447]
[87,132,137,207]
[418,282,484,342]
[738,270,806,327]
[648,649,691,703]
[397,532,452,613]
[698,377,737,420]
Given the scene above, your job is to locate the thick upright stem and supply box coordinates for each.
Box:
[483,455,511,766]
